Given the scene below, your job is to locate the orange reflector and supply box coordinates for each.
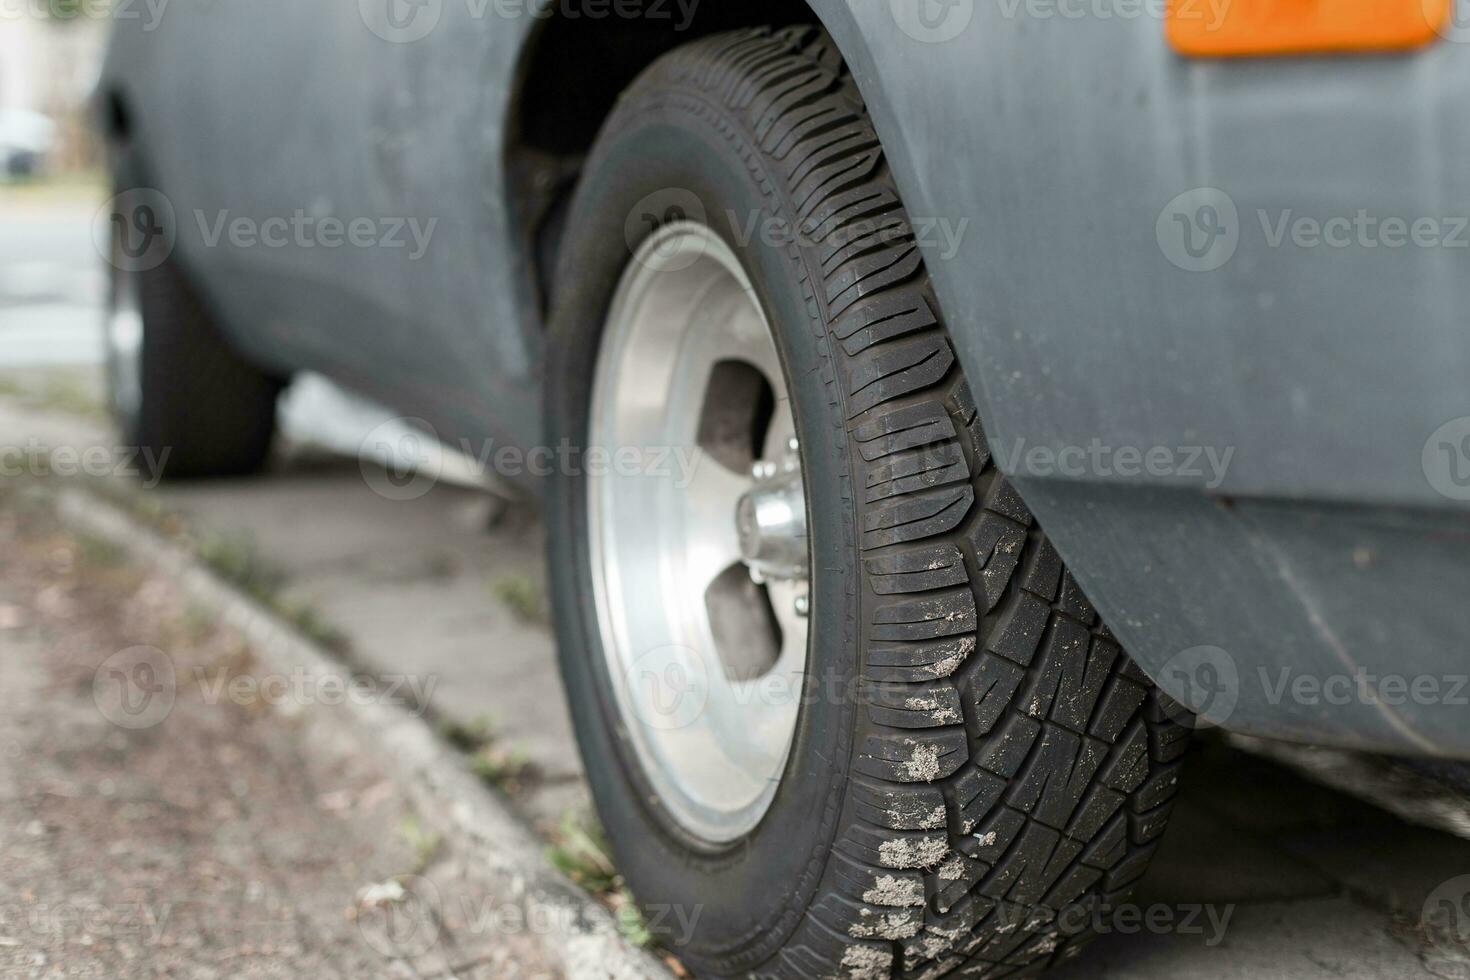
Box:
[1167,0,1450,56]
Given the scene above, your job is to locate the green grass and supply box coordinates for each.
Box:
[546,811,652,947]
[73,530,128,568]
[194,530,286,604]
[468,745,530,788]
[397,815,443,874]
[34,373,105,420]
[547,811,620,894]
[275,598,351,655]
[0,369,106,421]
[190,529,352,654]
[492,575,547,624]
[441,714,532,791]
[440,714,497,752]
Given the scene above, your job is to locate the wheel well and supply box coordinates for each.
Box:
[505,0,820,312]
[102,89,134,147]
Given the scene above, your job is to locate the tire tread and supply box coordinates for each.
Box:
[623,27,1186,979]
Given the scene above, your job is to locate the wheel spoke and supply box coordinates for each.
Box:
[678,457,751,600]
[766,579,810,684]
[671,281,786,426]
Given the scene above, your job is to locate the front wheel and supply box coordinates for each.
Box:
[545,27,1188,979]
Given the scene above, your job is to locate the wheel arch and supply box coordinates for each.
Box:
[502,0,877,314]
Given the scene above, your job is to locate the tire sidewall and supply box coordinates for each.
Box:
[545,95,863,970]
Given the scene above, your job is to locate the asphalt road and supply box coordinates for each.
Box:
[5,195,1470,980]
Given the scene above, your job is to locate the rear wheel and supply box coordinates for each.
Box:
[546,27,1188,979]
[104,171,282,479]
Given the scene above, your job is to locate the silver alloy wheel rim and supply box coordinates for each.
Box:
[105,260,143,424]
[588,223,811,844]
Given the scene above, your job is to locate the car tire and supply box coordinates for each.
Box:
[545,27,1188,979]
[104,168,282,479]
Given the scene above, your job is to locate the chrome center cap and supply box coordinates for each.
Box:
[736,440,808,584]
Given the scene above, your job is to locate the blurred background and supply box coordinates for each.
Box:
[0,6,103,176]
[0,10,458,469]
[0,9,108,384]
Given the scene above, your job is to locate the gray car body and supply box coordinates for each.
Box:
[101,0,1470,758]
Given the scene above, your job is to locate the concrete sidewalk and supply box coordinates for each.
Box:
[148,454,589,835]
[0,480,560,980]
[0,370,586,834]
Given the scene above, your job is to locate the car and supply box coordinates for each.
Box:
[97,3,1470,976]
[0,108,56,178]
